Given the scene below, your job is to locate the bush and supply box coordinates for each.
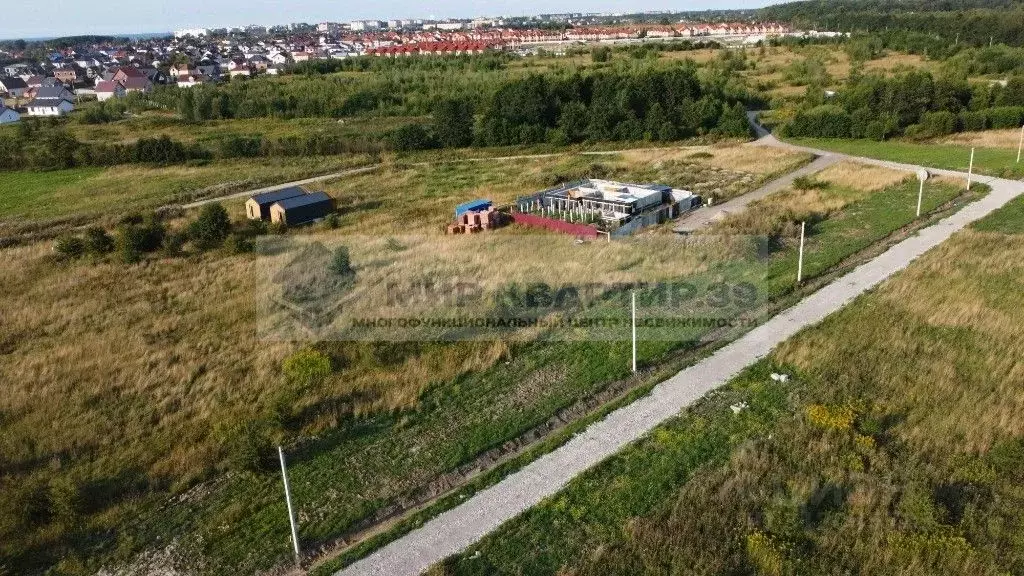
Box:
[54,235,86,259]
[330,246,354,277]
[959,110,987,132]
[864,120,889,141]
[920,111,958,137]
[793,176,828,190]
[591,46,612,63]
[223,420,275,473]
[282,348,333,388]
[787,105,852,138]
[83,227,114,256]
[322,213,340,230]
[116,215,165,263]
[162,230,188,256]
[188,203,232,251]
[224,233,254,254]
[985,106,1024,129]
[390,124,436,151]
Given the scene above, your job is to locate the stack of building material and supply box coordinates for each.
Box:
[446,203,507,234]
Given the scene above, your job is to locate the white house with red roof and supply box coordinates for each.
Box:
[95,80,126,101]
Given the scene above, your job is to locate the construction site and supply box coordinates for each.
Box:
[513,179,702,236]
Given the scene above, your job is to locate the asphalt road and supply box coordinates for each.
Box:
[333,125,1024,576]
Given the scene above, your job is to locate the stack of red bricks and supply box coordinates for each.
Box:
[446,206,506,234]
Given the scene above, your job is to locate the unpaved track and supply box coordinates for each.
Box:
[333,120,1024,576]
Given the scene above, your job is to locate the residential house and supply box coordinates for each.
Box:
[248,55,271,72]
[26,85,75,116]
[0,103,20,124]
[0,76,28,98]
[228,59,252,77]
[269,51,290,65]
[176,73,211,88]
[95,80,127,101]
[120,76,153,94]
[3,63,29,77]
[53,67,81,85]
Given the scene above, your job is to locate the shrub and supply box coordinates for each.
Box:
[116,216,165,263]
[330,246,354,277]
[188,203,232,251]
[83,227,114,256]
[223,420,275,473]
[54,235,86,259]
[162,230,188,256]
[864,120,888,141]
[390,123,435,151]
[282,348,333,388]
[959,110,988,132]
[793,176,828,190]
[805,404,855,430]
[986,106,1024,129]
[787,105,852,138]
[920,111,958,137]
[224,233,254,254]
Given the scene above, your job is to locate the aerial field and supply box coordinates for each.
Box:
[428,188,1024,576]
[0,142,973,575]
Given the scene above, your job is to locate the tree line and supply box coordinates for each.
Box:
[783,70,1024,139]
[2,66,756,171]
[392,67,754,151]
[762,0,1024,47]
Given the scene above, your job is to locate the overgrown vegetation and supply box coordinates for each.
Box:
[430,187,1024,576]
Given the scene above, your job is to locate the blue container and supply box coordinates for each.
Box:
[455,199,492,218]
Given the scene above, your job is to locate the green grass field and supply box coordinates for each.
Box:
[428,187,1024,576]
[0,156,373,223]
[788,137,1024,179]
[304,176,973,576]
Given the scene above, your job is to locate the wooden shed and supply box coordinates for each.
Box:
[270,192,335,226]
[245,186,308,221]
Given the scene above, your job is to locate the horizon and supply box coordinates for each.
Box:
[5,0,783,41]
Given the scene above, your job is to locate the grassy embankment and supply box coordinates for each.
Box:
[429,193,1024,576]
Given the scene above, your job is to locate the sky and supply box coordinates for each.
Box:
[4,0,783,40]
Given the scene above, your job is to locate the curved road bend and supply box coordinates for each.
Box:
[333,124,1024,576]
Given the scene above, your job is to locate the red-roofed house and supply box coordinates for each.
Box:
[95,80,126,101]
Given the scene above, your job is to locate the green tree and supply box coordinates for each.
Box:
[188,203,232,251]
[432,97,475,148]
[83,227,115,256]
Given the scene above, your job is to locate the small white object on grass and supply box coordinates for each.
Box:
[730,402,748,414]
[770,372,791,383]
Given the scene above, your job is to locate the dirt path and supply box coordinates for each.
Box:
[333,125,1024,576]
[174,144,742,211]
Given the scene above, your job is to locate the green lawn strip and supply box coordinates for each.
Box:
[0,157,371,222]
[972,194,1024,234]
[788,137,1024,179]
[764,180,965,292]
[435,361,794,575]
[100,177,980,574]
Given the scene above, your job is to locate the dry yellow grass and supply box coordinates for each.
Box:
[776,229,1024,454]
[0,143,778,500]
[939,129,1022,149]
[705,145,813,175]
[816,161,911,191]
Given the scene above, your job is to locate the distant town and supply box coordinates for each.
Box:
[0,11,844,124]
